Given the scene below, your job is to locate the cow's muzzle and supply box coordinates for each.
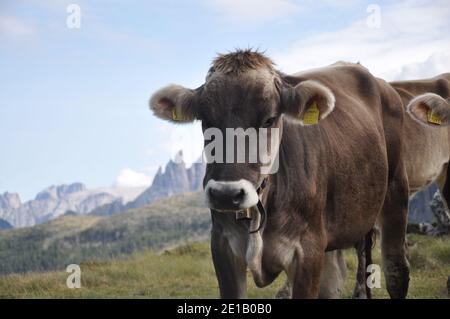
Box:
[205,179,258,212]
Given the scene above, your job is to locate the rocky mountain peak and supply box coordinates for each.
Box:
[174,150,184,164]
[2,152,205,225]
[1,182,141,228]
[35,183,86,201]
[0,192,22,210]
[57,183,86,197]
[121,152,205,210]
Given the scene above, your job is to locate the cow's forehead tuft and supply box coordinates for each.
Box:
[211,49,275,76]
[203,69,279,102]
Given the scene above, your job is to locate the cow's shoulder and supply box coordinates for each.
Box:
[289,61,369,80]
[329,60,368,70]
[390,73,450,98]
[289,62,378,100]
[434,72,450,82]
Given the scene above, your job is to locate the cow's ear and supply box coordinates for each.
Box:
[149,85,197,123]
[407,93,450,127]
[281,80,336,126]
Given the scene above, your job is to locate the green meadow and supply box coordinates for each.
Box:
[0,234,448,299]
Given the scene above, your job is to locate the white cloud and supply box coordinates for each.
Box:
[115,168,152,188]
[0,16,34,37]
[274,0,450,81]
[205,0,300,25]
[204,0,363,25]
[393,51,450,81]
[157,122,204,165]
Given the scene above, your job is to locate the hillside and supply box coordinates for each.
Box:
[0,192,210,276]
[0,235,448,298]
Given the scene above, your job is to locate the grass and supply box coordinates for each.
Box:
[342,234,450,299]
[0,235,448,299]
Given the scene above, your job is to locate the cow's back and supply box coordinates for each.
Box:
[390,74,450,193]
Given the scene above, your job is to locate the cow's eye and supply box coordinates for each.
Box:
[262,117,277,128]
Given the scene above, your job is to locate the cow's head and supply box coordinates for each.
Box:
[407,93,450,127]
[150,50,336,211]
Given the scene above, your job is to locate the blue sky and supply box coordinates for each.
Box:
[1,0,449,201]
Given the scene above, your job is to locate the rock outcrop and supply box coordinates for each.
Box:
[0,184,144,228]
[90,151,206,216]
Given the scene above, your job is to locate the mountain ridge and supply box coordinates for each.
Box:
[90,151,205,217]
[0,151,205,228]
[0,184,145,228]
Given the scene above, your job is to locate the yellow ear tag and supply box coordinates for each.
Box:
[172,107,180,121]
[427,110,442,125]
[302,101,320,125]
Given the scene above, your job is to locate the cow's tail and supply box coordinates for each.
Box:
[364,228,376,299]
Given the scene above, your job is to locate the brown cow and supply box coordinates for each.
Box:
[316,73,450,299]
[394,74,450,201]
[149,50,410,298]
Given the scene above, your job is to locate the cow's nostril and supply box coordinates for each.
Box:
[209,187,218,200]
[232,188,246,204]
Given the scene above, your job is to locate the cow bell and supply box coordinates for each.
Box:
[236,208,252,220]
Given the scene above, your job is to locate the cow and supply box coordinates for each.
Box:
[393,74,450,202]
[314,73,450,299]
[149,49,410,298]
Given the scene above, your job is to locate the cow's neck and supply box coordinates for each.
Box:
[246,122,326,284]
[268,121,325,219]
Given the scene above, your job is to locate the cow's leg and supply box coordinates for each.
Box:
[318,250,347,299]
[211,230,247,299]
[352,239,368,299]
[277,249,347,299]
[275,280,291,299]
[352,229,375,299]
[380,166,410,299]
[289,238,325,299]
